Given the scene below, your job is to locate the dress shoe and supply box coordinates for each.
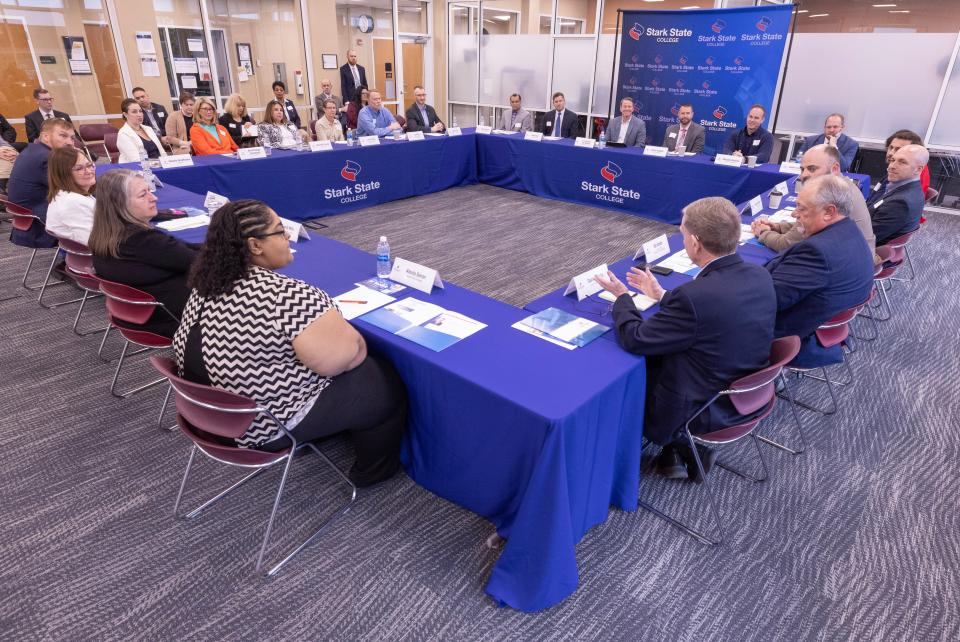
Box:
[652,445,688,480]
[676,442,717,483]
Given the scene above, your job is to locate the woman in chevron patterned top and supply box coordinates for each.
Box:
[172,199,406,487]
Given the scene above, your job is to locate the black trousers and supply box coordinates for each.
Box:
[261,353,408,487]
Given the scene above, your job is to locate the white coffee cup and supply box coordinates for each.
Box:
[747,155,758,168]
[769,190,783,209]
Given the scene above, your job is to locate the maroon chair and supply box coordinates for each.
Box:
[308,118,318,141]
[395,113,406,129]
[103,132,121,164]
[785,306,860,417]
[97,278,176,399]
[638,336,801,546]
[57,237,108,336]
[872,245,899,321]
[0,197,66,293]
[885,229,917,282]
[37,233,91,310]
[79,123,118,161]
[150,356,356,576]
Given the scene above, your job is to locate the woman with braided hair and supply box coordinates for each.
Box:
[172,199,406,486]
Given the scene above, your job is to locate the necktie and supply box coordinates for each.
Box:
[677,127,686,148]
[510,111,516,129]
[352,66,360,86]
[553,112,561,137]
[45,113,52,120]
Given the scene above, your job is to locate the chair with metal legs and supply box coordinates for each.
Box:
[60,243,109,336]
[0,197,65,294]
[872,246,900,322]
[638,335,800,546]
[97,278,176,399]
[886,229,918,283]
[783,306,860,416]
[37,233,93,310]
[150,356,357,576]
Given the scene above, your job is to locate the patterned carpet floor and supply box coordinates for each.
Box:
[1,185,958,641]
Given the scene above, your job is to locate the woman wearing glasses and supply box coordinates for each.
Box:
[189,97,238,156]
[45,146,97,245]
[173,199,406,486]
[117,98,167,163]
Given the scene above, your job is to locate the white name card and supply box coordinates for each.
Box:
[715,154,744,168]
[203,191,229,211]
[633,234,670,262]
[159,154,193,168]
[278,216,311,243]
[309,140,333,152]
[524,131,544,142]
[447,127,463,137]
[643,145,669,157]
[774,181,790,195]
[779,161,802,174]
[237,146,267,160]
[563,263,609,301]
[749,195,765,216]
[359,135,380,147]
[407,130,425,141]
[390,257,444,294]
[574,136,595,149]
[474,125,492,135]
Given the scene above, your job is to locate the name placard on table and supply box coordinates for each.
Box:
[643,145,669,158]
[159,154,193,168]
[574,137,595,149]
[714,153,744,168]
[359,135,380,147]
[447,127,463,137]
[749,194,765,215]
[563,263,608,301]
[390,257,444,294]
[633,234,670,262]
[779,161,802,174]
[204,191,229,212]
[279,216,311,243]
[524,131,544,142]
[238,146,267,160]
[309,140,333,152]
[407,130,425,141]
[474,125,492,135]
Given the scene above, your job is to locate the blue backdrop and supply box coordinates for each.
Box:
[615,5,792,156]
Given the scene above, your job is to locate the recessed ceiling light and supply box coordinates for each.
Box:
[872,3,897,7]
[809,13,829,18]
[889,9,911,13]
[797,10,808,14]
[681,5,700,8]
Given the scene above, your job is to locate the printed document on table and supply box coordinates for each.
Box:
[598,290,658,311]
[767,208,795,224]
[516,307,609,349]
[156,214,210,231]
[656,250,701,276]
[357,277,406,294]
[739,224,755,244]
[396,311,486,352]
[333,285,395,320]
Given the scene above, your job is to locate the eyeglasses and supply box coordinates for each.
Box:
[38,97,53,102]
[253,229,290,240]
[72,163,96,172]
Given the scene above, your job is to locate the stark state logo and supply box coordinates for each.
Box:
[713,105,728,119]
[702,80,711,90]
[600,161,622,184]
[711,19,726,33]
[341,160,361,181]
[756,16,772,32]
[678,55,688,65]
[628,23,643,40]
[705,55,715,65]
[734,56,745,65]
[670,103,681,116]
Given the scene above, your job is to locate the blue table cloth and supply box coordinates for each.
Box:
[475,133,794,224]
[147,135,477,221]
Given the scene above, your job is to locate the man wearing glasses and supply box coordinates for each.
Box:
[404,86,444,134]
[24,88,97,161]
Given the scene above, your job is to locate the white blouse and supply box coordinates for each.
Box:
[46,190,96,246]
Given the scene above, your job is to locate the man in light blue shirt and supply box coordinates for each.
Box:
[357,89,402,137]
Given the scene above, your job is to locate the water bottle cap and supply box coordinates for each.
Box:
[380,235,387,242]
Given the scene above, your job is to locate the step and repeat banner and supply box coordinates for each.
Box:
[615,5,792,156]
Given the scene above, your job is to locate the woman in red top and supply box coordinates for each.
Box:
[189,97,238,155]
[345,85,369,131]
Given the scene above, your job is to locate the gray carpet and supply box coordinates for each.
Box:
[1,188,959,641]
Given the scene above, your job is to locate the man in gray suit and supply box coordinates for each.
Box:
[498,93,533,132]
[605,97,646,147]
[663,103,705,154]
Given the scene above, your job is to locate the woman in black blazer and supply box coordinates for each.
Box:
[88,169,199,338]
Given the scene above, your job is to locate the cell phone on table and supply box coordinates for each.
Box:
[650,265,673,276]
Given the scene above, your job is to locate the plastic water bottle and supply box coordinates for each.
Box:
[598,129,606,149]
[393,127,401,141]
[139,148,157,192]
[263,138,272,156]
[376,236,391,281]
[479,114,485,128]
[347,129,354,146]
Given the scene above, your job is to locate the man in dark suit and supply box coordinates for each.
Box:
[272,81,302,130]
[605,97,645,147]
[798,113,859,172]
[24,88,96,160]
[868,144,927,246]
[663,103,705,154]
[404,85,445,133]
[540,92,580,139]
[339,50,368,108]
[722,103,773,163]
[7,118,76,248]
[132,86,170,145]
[766,175,875,369]
[596,196,777,480]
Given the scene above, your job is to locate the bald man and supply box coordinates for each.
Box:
[752,144,875,256]
[867,143,928,245]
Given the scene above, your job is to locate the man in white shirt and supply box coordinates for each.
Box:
[539,92,580,139]
[604,97,645,147]
[663,103,706,154]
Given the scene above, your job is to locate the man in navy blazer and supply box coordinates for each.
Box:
[596,197,776,480]
[766,175,875,368]
[868,144,927,246]
[7,118,76,248]
[540,92,581,138]
[798,113,859,172]
[605,97,645,147]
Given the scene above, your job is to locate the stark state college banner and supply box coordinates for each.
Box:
[615,5,792,156]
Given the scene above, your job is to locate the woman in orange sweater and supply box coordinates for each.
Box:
[189,97,238,155]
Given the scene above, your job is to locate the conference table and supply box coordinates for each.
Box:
[100,135,837,612]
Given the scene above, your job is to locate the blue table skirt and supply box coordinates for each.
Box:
[142,135,477,221]
[475,133,793,224]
